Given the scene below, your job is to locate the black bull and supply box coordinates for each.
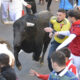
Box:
[13,11,53,70]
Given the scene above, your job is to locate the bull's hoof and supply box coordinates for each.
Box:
[32,56,40,61]
[40,62,44,65]
[16,63,22,70]
[39,57,44,65]
[17,66,22,70]
[40,59,44,65]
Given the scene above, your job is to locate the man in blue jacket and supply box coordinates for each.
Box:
[59,0,80,10]
[57,0,80,17]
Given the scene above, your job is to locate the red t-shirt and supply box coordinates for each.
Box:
[38,59,77,80]
[66,59,77,76]
[68,20,80,56]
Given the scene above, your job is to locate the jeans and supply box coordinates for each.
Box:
[47,40,60,71]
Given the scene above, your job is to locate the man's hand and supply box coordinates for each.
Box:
[44,27,53,33]
[54,32,59,36]
[27,4,31,8]
[29,69,40,77]
[49,32,53,38]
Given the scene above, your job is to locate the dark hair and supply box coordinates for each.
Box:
[51,51,66,66]
[68,10,80,20]
[0,54,9,66]
[58,9,66,14]
[59,47,71,58]
[0,40,11,50]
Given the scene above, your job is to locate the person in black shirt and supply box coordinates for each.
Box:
[0,54,16,80]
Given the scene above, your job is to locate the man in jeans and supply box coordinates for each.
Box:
[44,9,71,71]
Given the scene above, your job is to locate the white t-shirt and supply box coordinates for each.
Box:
[0,43,15,66]
[9,0,28,11]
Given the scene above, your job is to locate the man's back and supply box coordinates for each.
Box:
[1,66,16,80]
[49,69,78,80]
[0,75,6,80]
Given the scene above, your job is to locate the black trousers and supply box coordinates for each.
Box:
[25,1,37,14]
[46,0,52,10]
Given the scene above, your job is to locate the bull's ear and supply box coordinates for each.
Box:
[26,22,35,27]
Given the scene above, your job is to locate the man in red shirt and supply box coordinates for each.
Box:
[56,10,80,78]
[29,48,78,80]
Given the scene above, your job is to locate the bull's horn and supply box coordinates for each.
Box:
[26,22,35,27]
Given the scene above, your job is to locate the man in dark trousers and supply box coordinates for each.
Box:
[46,0,52,11]
[24,0,37,14]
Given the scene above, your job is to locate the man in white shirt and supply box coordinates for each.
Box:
[1,0,31,24]
[9,0,31,21]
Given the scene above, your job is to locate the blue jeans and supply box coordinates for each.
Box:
[48,40,60,71]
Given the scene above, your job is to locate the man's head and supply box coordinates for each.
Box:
[59,47,71,62]
[51,51,66,72]
[68,10,80,23]
[0,54,9,67]
[57,9,66,22]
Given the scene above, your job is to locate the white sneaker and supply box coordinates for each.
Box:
[2,19,14,24]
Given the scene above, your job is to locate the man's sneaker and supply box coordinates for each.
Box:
[47,7,50,11]
[2,19,14,24]
[2,18,8,24]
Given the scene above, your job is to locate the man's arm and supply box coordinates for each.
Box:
[56,34,76,50]
[21,0,31,8]
[54,31,70,36]
[77,0,80,6]
[29,69,49,80]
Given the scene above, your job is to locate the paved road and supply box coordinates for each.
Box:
[0,0,59,80]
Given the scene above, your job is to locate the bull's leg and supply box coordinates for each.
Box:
[40,34,51,64]
[33,44,43,61]
[14,46,22,70]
